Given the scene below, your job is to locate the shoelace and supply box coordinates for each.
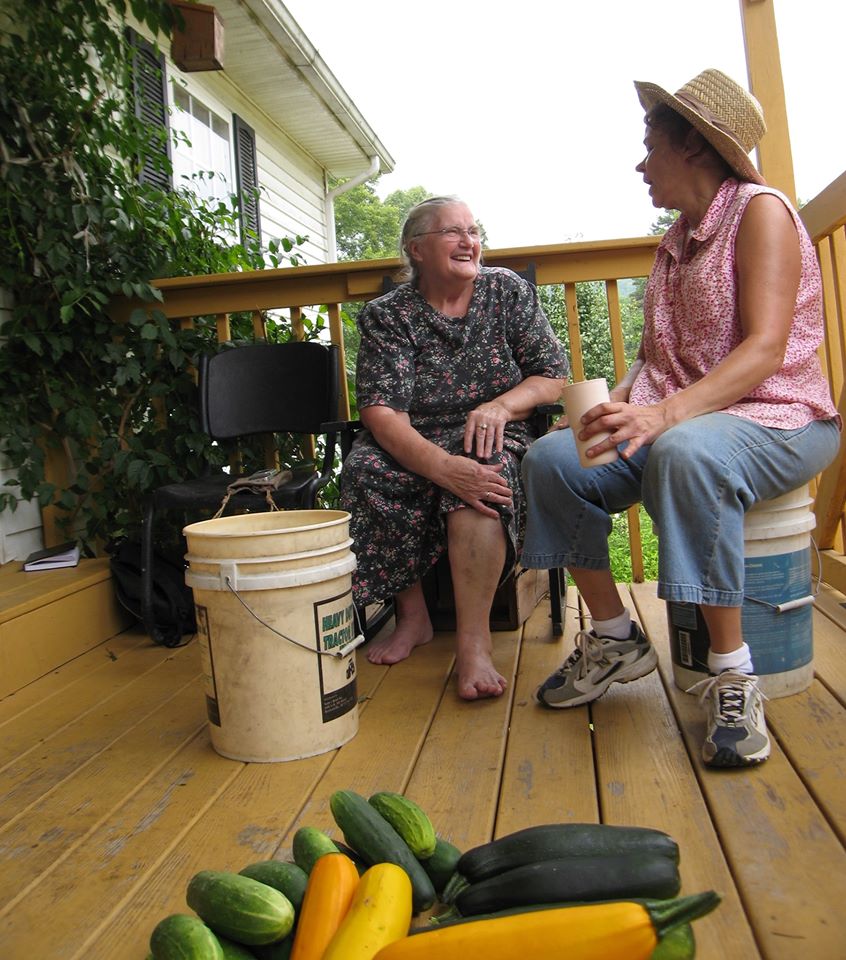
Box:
[688,671,767,724]
[553,629,607,682]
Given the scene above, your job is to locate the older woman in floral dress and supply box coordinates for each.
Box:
[341,196,568,700]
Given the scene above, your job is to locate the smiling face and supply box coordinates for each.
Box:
[407,201,481,288]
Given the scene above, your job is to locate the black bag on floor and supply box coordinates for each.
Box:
[108,540,196,648]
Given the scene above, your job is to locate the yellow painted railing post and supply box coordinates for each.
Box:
[739,0,797,204]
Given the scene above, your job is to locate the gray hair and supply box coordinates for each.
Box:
[396,195,463,284]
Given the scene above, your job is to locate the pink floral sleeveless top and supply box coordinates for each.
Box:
[630,178,839,429]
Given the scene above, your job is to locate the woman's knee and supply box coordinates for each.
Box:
[522,430,577,485]
[646,422,725,485]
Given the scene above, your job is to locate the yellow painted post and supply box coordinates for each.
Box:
[326,302,350,419]
[738,0,797,204]
[564,283,583,381]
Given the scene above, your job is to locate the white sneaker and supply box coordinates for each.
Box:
[536,624,658,708]
[688,670,770,767]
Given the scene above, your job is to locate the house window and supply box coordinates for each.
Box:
[171,86,233,207]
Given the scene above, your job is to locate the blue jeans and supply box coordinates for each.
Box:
[520,414,840,606]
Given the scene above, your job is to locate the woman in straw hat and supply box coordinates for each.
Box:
[521,69,840,767]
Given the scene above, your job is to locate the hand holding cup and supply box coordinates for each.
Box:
[561,378,619,468]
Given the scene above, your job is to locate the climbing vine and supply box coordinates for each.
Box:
[0,0,308,550]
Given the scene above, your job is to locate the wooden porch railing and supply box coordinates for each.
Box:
[113,178,846,587]
[800,169,846,593]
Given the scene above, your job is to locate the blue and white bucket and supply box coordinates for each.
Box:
[667,486,816,699]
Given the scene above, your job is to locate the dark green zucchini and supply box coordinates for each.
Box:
[333,839,369,874]
[456,823,679,884]
[454,852,681,916]
[329,789,436,912]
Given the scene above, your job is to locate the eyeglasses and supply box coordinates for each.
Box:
[414,225,481,242]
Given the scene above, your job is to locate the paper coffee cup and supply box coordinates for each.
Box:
[561,378,619,468]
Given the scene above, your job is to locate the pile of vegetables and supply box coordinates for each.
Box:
[144,790,720,959]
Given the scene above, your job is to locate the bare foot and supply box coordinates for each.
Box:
[366,620,433,665]
[456,639,507,700]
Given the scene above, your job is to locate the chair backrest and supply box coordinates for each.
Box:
[199,341,340,441]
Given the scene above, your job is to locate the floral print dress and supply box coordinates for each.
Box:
[340,267,568,605]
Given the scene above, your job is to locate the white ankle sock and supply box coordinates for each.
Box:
[591,609,631,640]
[708,643,754,675]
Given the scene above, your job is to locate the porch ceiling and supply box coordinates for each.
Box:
[209,0,394,179]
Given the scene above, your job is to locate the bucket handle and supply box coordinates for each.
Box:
[224,577,366,659]
[743,535,822,614]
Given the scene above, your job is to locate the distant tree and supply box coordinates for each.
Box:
[540,282,643,388]
[630,208,680,308]
[333,180,430,261]
[650,208,680,235]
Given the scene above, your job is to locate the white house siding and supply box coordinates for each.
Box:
[169,67,331,263]
[0,287,43,564]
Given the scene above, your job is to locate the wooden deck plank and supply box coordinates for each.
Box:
[496,597,600,830]
[0,727,242,959]
[765,680,846,844]
[0,641,200,826]
[629,585,762,960]
[1,580,844,959]
[0,628,149,726]
[280,631,458,845]
[0,679,205,909]
[632,583,846,960]
[807,585,846,702]
[0,629,178,762]
[400,629,520,852]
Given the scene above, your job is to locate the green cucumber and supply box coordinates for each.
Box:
[652,922,695,959]
[454,852,681,916]
[368,791,437,859]
[252,937,293,960]
[421,837,463,896]
[456,823,679,884]
[150,914,224,959]
[329,789,436,912]
[291,825,340,874]
[238,860,308,912]
[217,936,259,959]
[186,870,294,946]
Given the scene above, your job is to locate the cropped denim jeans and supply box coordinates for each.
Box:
[520,413,840,607]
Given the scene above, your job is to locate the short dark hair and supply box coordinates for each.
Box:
[645,102,694,147]
[645,103,731,176]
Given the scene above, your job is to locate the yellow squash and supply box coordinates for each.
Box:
[323,862,413,960]
[372,892,720,960]
[289,852,359,960]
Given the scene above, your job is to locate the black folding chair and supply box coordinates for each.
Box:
[140,340,343,646]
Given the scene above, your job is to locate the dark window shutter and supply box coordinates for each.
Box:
[127,28,172,190]
[233,114,261,243]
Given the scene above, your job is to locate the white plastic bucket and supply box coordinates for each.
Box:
[667,486,816,699]
[183,510,360,762]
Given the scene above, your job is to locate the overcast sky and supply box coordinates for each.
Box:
[282,0,845,248]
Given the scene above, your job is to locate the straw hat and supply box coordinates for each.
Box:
[634,69,767,184]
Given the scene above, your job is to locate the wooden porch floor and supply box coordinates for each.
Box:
[1,581,845,959]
